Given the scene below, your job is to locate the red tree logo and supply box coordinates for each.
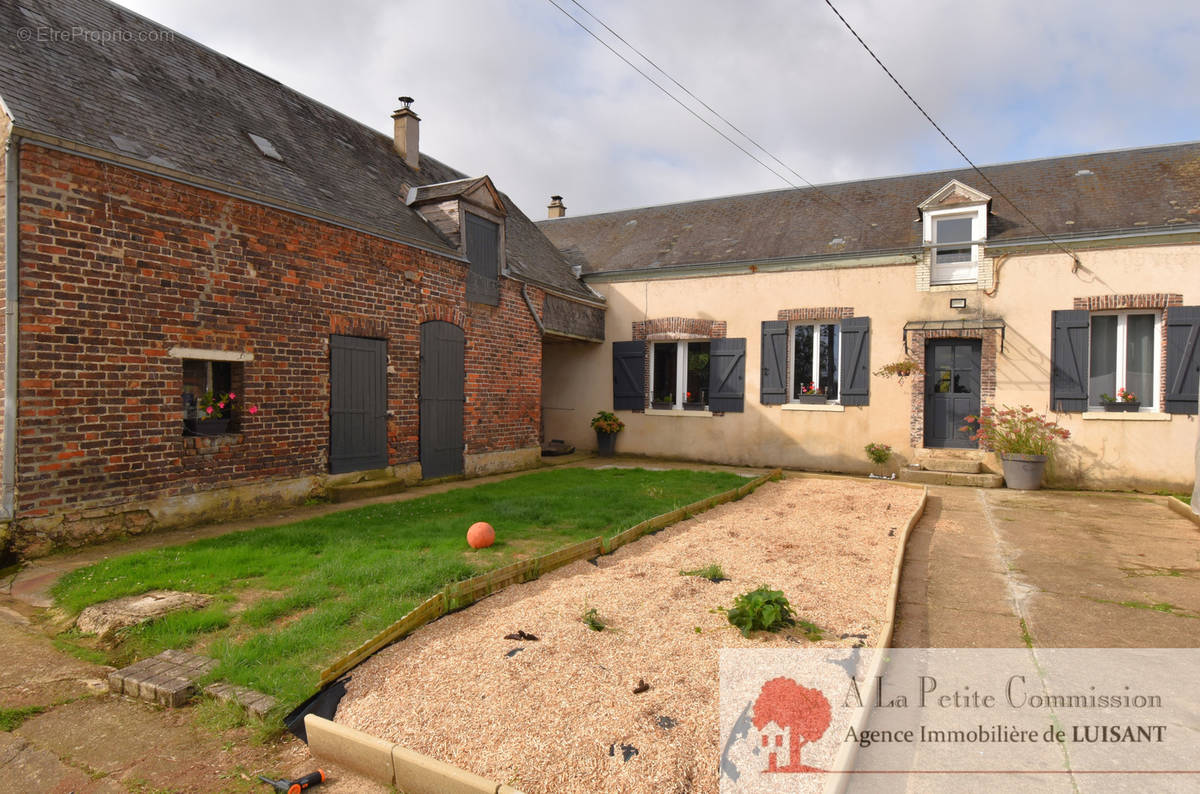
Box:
[751,677,832,773]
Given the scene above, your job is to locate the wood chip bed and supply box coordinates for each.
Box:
[336,477,920,793]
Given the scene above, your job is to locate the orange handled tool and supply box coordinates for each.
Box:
[258,769,326,794]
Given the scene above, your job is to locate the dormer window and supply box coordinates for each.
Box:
[465,213,500,305]
[919,180,990,287]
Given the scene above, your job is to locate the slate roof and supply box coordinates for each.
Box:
[0,0,598,303]
[538,142,1200,274]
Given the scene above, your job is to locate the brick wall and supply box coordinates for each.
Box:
[13,145,541,551]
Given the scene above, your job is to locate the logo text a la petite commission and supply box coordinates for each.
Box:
[844,674,1162,711]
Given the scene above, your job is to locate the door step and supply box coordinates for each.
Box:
[898,469,1004,488]
[328,477,406,503]
[921,457,982,474]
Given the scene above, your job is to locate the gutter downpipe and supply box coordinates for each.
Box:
[2,135,17,521]
[521,283,545,336]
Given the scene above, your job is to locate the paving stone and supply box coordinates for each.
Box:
[109,649,216,707]
[204,682,277,717]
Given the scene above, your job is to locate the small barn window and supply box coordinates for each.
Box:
[181,359,242,434]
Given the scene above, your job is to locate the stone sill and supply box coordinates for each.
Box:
[644,408,714,418]
[1081,411,1170,422]
[781,402,845,412]
[181,433,245,453]
[928,281,979,291]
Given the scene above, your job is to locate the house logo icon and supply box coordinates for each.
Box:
[751,676,832,773]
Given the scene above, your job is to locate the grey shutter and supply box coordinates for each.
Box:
[1050,310,1090,412]
[708,338,746,412]
[465,213,499,305]
[760,321,787,405]
[840,317,871,406]
[612,341,645,411]
[1166,305,1200,415]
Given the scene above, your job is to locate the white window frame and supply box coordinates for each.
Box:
[924,205,986,285]
[788,322,840,404]
[1087,310,1162,411]
[649,340,710,411]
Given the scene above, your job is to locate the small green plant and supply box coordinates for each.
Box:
[864,442,892,465]
[590,410,625,435]
[726,585,796,637]
[581,606,607,632]
[0,705,46,732]
[680,563,727,582]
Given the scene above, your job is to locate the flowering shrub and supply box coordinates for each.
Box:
[1101,387,1138,404]
[864,442,893,465]
[194,390,259,421]
[799,382,823,396]
[590,410,625,435]
[962,405,1070,457]
[197,390,235,420]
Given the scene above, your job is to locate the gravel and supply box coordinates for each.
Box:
[336,476,920,793]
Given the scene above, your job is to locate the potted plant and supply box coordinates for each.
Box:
[185,389,239,436]
[590,410,625,457]
[962,405,1070,490]
[795,382,826,404]
[874,358,922,381]
[865,442,895,480]
[1100,388,1141,412]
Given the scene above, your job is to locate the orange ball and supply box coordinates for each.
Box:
[467,521,495,549]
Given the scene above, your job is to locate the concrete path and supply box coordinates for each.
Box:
[894,486,1200,648]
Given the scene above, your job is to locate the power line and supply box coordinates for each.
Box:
[544,0,875,234]
[822,0,1080,264]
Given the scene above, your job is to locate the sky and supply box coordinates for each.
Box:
[111,0,1200,221]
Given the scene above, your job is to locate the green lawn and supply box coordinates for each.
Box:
[52,467,746,708]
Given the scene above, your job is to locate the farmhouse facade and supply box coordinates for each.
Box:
[539,144,1200,492]
[0,0,602,558]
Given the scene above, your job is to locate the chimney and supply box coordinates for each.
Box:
[547,194,566,219]
[391,96,420,170]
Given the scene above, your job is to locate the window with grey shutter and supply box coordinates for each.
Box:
[612,341,645,411]
[1166,306,1200,415]
[760,321,787,405]
[839,317,870,406]
[708,338,746,412]
[465,213,499,305]
[1050,310,1090,412]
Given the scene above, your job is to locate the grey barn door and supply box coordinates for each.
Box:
[420,321,465,479]
[330,335,389,474]
[923,339,981,448]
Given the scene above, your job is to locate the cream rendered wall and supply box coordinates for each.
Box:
[543,243,1198,491]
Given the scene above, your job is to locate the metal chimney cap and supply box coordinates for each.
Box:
[397,96,414,109]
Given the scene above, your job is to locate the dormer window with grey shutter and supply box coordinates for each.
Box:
[465,213,500,305]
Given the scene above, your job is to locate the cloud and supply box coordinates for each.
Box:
[114,0,1200,218]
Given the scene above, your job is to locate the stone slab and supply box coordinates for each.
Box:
[76,590,213,637]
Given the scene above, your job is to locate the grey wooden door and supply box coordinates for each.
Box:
[330,335,388,474]
[419,321,465,479]
[923,339,981,448]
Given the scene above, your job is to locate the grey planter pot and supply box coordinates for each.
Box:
[794,394,826,404]
[1000,453,1048,490]
[596,431,617,457]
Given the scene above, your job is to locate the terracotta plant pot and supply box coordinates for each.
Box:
[1000,453,1047,490]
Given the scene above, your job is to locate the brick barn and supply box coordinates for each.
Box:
[0,0,603,558]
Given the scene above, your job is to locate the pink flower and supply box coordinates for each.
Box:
[248,405,259,415]
[228,393,236,399]
[205,406,213,414]
[218,402,225,409]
